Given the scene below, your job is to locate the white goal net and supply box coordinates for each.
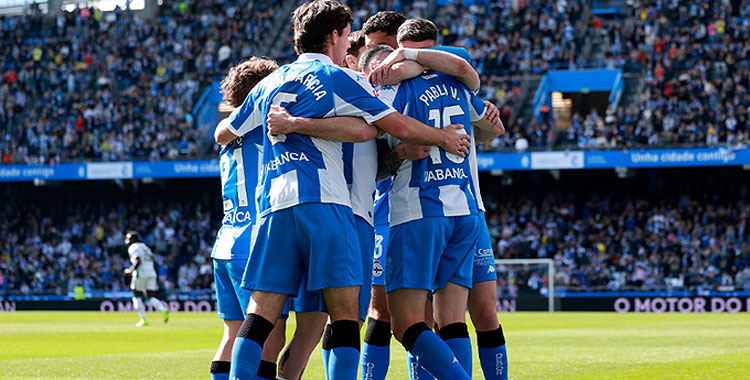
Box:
[494,259,555,312]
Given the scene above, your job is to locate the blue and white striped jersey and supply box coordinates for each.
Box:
[468,127,486,212]
[381,72,486,226]
[428,46,487,212]
[212,118,263,260]
[344,141,378,226]
[373,179,391,226]
[227,53,396,217]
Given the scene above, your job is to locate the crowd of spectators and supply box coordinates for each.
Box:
[0,180,218,296]
[3,170,750,297]
[7,0,750,159]
[524,0,750,151]
[483,169,750,295]
[0,0,282,165]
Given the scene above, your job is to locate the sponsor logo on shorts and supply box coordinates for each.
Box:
[476,247,494,257]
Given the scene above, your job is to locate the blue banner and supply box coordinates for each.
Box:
[476,147,750,171]
[0,160,220,182]
[0,147,747,182]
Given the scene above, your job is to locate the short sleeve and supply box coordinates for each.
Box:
[228,91,264,137]
[427,46,472,65]
[375,84,400,107]
[465,89,486,122]
[330,68,396,124]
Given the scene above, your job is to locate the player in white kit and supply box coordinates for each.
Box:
[124,231,169,327]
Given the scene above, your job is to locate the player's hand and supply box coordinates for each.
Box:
[124,268,133,275]
[267,105,298,135]
[401,143,432,161]
[484,100,500,126]
[368,48,407,87]
[439,124,471,157]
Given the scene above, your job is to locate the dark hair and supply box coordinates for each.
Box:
[362,11,406,37]
[397,18,439,45]
[220,58,279,108]
[125,230,138,241]
[347,30,365,57]
[293,0,353,54]
[358,44,394,73]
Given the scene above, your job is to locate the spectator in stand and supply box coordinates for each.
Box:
[0,1,283,164]
[0,181,218,296]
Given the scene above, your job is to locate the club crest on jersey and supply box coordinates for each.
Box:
[372,260,384,277]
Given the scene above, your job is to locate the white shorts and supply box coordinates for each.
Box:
[131,276,158,292]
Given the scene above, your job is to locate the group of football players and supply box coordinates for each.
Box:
[208,1,508,379]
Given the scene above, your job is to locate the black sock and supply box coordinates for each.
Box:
[210,360,231,374]
[256,360,277,379]
[476,325,506,348]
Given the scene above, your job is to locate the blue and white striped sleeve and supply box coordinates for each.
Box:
[227,91,264,137]
[375,84,400,108]
[465,89,487,122]
[330,68,396,124]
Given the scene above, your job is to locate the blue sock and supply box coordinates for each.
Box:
[329,346,361,380]
[444,338,472,375]
[229,337,262,380]
[229,314,275,380]
[362,343,390,380]
[477,327,508,380]
[439,323,472,376]
[321,324,332,380]
[406,351,435,380]
[403,323,471,380]
[322,349,332,379]
[361,318,391,380]
[328,320,361,380]
[210,360,230,380]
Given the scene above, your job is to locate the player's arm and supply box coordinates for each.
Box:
[473,100,505,142]
[214,118,238,145]
[124,257,140,275]
[376,141,431,181]
[370,48,480,91]
[374,112,469,156]
[329,69,470,156]
[266,105,380,142]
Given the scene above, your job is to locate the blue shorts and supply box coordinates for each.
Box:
[242,203,362,295]
[292,216,374,321]
[386,215,479,293]
[214,258,290,320]
[473,211,498,284]
[214,258,252,321]
[371,223,389,286]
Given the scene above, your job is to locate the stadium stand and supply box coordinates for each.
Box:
[2,0,750,303]
[4,0,749,160]
[0,180,218,296]
[545,0,750,150]
[482,167,750,295]
[0,0,282,164]
[2,168,750,297]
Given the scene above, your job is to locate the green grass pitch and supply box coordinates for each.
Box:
[1,311,749,379]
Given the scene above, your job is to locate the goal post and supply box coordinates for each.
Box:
[494,258,555,312]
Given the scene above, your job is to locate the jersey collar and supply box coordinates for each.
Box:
[296,53,335,66]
